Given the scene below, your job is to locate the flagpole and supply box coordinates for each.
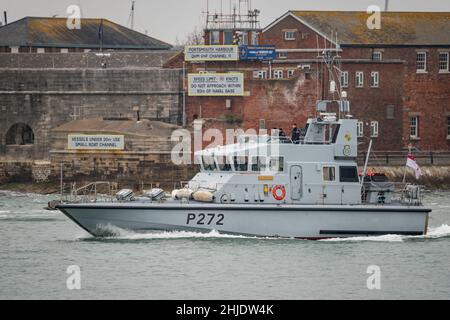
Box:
[403,144,412,183]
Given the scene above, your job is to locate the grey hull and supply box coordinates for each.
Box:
[57,203,431,239]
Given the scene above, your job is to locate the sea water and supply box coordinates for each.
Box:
[0,190,449,300]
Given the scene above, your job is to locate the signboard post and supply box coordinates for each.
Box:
[68,135,125,150]
[185,45,239,61]
[188,73,244,96]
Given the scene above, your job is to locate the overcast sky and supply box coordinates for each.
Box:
[1,0,450,44]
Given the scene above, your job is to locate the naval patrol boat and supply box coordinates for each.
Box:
[57,113,431,239]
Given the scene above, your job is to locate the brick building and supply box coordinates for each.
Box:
[175,11,450,152]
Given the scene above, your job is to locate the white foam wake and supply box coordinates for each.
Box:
[83,224,255,240]
[320,224,450,243]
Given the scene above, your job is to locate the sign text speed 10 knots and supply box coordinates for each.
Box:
[188,73,244,96]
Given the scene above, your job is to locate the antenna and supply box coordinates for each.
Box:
[127,0,136,30]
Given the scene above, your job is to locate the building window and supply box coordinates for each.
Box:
[259,119,266,130]
[254,70,267,79]
[416,52,427,72]
[386,105,395,120]
[274,70,283,79]
[224,31,233,45]
[288,70,295,78]
[447,117,450,138]
[10,46,19,53]
[410,116,419,138]
[323,167,336,182]
[370,121,379,138]
[210,31,220,45]
[251,31,259,45]
[37,48,45,53]
[356,72,364,88]
[278,51,288,59]
[439,52,449,72]
[341,71,349,88]
[371,71,379,87]
[372,51,382,61]
[284,31,296,40]
[240,31,248,45]
[357,121,364,138]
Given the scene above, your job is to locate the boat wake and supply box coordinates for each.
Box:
[320,224,450,242]
[80,224,256,241]
[78,224,450,242]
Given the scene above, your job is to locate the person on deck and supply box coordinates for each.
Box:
[291,124,301,144]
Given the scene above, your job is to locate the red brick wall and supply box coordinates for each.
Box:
[176,13,450,152]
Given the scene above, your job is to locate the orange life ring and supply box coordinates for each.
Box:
[272,185,286,201]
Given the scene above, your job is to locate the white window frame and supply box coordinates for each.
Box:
[251,31,259,45]
[284,31,296,41]
[439,52,449,73]
[210,31,220,45]
[37,48,45,53]
[371,71,379,88]
[356,71,364,88]
[278,51,288,59]
[372,51,382,61]
[341,71,349,88]
[447,117,450,138]
[416,52,427,73]
[357,121,364,138]
[288,70,295,78]
[241,31,249,45]
[223,30,233,45]
[410,116,419,139]
[60,48,69,53]
[370,121,379,138]
[10,46,19,53]
[274,70,284,79]
[254,70,267,79]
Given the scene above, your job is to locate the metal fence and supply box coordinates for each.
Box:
[357,151,450,167]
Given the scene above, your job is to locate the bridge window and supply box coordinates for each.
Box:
[270,157,284,172]
[323,166,336,182]
[251,156,268,172]
[340,166,359,183]
[233,156,248,172]
[217,156,232,172]
[202,156,216,171]
[5,123,34,145]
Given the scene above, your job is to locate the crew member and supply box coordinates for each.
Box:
[291,124,301,144]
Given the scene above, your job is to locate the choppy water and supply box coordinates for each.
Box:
[0,190,449,300]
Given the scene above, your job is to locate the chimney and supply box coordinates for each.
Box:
[384,0,389,11]
[3,11,7,25]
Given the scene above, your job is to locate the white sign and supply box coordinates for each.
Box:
[185,45,239,61]
[68,135,125,150]
[188,73,244,96]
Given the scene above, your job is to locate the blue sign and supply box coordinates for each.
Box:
[239,45,277,61]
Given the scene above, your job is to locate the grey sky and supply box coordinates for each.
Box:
[1,0,450,44]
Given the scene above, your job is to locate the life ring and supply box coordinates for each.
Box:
[272,185,286,201]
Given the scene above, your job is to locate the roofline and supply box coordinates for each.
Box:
[340,44,450,48]
[0,43,172,49]
[0,16,173,49]
[263,11,338,47]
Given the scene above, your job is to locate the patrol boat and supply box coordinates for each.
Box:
[57,113,431,239]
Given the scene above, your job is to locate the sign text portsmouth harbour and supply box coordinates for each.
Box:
[188,73,244,96]
[68,135,125,150]
[185,45,239,61]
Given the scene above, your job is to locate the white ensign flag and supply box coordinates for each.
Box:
[406,153,422,180]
